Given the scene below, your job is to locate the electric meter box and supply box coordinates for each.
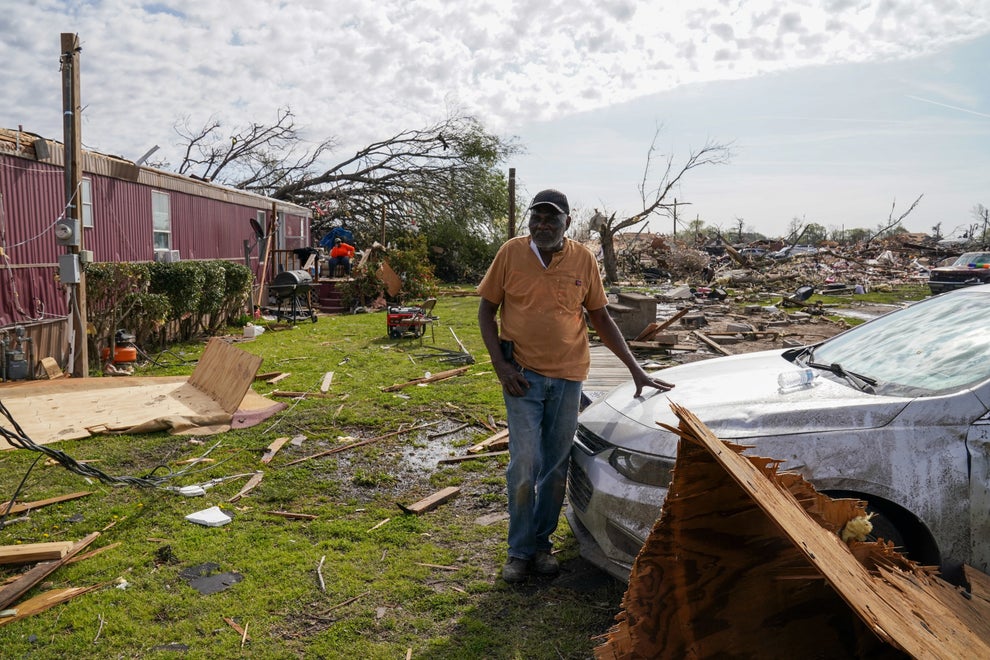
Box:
[59,253,80,284]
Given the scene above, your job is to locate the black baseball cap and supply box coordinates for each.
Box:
[527,189,569,215]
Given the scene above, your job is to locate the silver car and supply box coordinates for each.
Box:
[567,284,990,583]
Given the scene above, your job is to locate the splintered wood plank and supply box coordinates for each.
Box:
[228,472,264,503]
[398,486,460,515]
[261,437,290,464]
[0,542,75,565]
[438,450,507,464]
[467,429,509,454]
[0,584,104,627]
[1,492,93,516]
[596,403,990,659]
[320,372,334,393]
[0,532,100,610]
[187,338,264,413]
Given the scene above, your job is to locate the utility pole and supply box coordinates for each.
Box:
[60,33,88,377]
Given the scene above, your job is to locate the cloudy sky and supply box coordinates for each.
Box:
[3,1,989,238]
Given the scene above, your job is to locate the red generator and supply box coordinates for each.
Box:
[387,305,428,339]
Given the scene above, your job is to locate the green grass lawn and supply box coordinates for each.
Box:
[0,295,624,659]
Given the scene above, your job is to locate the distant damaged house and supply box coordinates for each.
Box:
[0,127,310,371]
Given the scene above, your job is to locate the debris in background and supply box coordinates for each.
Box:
[228,472,264,502]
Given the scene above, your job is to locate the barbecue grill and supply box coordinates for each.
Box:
[269,269,318,323]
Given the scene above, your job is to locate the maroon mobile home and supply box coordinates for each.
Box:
[0,127,311,373]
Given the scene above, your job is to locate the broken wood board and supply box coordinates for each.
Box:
[0,541,74,565]
[0,491,92,516]
[228,472,264,503]
[398,486,460,515]
[467,429,509,454]
[438,450,508,464]
[39,357,64,380]
[261,437,290,464]
[0,532,100,610]
[319,371,334,393]
[0,339,277,448]
[627,341,697,352]
[188,338,265,413]
[0,584,104,627]
[595,403,990,659]
[381,366,470,392]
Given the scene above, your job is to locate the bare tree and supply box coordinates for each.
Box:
[593,127,731,283]
[865,194,923,246]
[171,109,518,259]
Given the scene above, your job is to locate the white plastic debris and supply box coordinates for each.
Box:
[185,506,232,527]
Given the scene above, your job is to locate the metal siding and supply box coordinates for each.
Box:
[88,175,153,262]
[0,155,67,325]
[0,130,311,327]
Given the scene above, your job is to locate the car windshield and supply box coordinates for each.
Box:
[950,252,990,267]
[807,290,990,395]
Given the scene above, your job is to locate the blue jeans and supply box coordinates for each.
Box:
[503,369,582,560]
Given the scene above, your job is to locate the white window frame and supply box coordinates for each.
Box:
[152,191,171,250]
[80,178,93,229]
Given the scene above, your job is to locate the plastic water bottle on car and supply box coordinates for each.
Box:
[778,368,816,391]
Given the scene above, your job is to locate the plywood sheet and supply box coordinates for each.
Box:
[0,339,270,448]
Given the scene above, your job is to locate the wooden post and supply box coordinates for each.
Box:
[508,167,516,239]
[380,205,386,244]
[61,33,88,377]
[253,205,278,312]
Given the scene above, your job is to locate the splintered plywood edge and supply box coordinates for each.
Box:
[188,338,264,413]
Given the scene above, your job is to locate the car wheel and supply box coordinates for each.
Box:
[825,491,940,568]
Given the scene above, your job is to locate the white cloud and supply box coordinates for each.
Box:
[1,0,988,236]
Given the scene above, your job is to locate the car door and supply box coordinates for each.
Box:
[968,416,990,575]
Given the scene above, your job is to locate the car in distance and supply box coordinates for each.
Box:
[770,244,819,259]
[928,251,990,295]
[567,284,990,584]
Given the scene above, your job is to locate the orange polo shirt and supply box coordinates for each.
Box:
[477,236,608,381]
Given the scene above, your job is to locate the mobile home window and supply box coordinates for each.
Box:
[80,178,93,228]
[152,191,171,249]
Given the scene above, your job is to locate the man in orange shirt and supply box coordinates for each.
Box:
[328,237,356,276]
[477,188,673,583]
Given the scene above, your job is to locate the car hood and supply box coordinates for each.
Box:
[582,349,911,455]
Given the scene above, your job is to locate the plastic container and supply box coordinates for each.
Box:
[778,368,816,390]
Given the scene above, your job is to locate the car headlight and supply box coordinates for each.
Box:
[608,448,675,487]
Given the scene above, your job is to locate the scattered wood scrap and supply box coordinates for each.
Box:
[269,390,330,399]
[438,450,508,464]
[223,616,251,641]
[319,371,334,393]
[691,330,732,355]
[398,486,460,515]
[381,366,470,392]
[261,437,291,464]
[283,421,440,466]
[0,542,74,565]
[0,584,104,627]
[634,307,690,341]
[0,532,100,610]
[1,491,92,516]
[467,429,509,454]
[228,472,264,503]
[265,373,291,385]
[264,511,317,520]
